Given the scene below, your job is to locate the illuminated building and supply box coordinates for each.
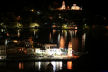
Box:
[35,44,62,56]
[44,44,62,55]
[59,36,65,48]
[60,1,66,10]
[56,0,82,11]
[71,4,82,10]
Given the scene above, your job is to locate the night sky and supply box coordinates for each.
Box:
[0,0,107,15]
[0,0,86,11]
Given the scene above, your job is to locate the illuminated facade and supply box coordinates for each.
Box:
[34,43,73,57]
[56,0,82,10]
[71,4,82,10]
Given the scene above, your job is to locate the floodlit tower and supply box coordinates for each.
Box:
[61,1,66,10]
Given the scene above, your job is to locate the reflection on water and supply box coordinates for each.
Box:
[67,61,72,70]
[82,33,86,48]
[0,61,72,72]
[17,29,21,37]
[19,62,24,70]
[59,35,65,48]
[68,41,72,57]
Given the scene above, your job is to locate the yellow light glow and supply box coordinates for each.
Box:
[30,23,40,28]
[62,24,67,29]
[30,9,34,12]
[13,40,18,43]
[17,23,23,28]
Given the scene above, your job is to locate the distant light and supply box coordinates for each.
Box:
[45,22,48,24]
[0,56,6,59]
[62,24,67,29]
[105,26,108,30]
[37,11,41,15]
[6,33,9,36]
[52,25,56,28]
[59,16,62,19]
[30,9,35,12]
[13,40,18,43]
[17,22,23,28]
[16,16,21,21]
[49,16,53,20]
[1,29,4,32]
[0,56,2,59]
[75,27,78,29]
[0,22,4,26]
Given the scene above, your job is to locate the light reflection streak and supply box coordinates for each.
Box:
[38,62,41,70]
[82,33,86,48]
[105,26,108,29]
[51,61,56,72]
[34,30,36,35]
[59,35,65,48]
[67,61,72,69]
[60,62,62,70]
[64,30,67,41]
[68,41,73,57]
[6,33,9,36]
[49,32,52,41]
[69,30,73,38]
[53,29,56,34]
[75,30,77,36]
[19,62,24,70]
[34,61,63,72]
[5,39,8,46]
[51,61,63,72]
[72,38,79,51]
[58,34,60,44]
[17,29,20,37]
